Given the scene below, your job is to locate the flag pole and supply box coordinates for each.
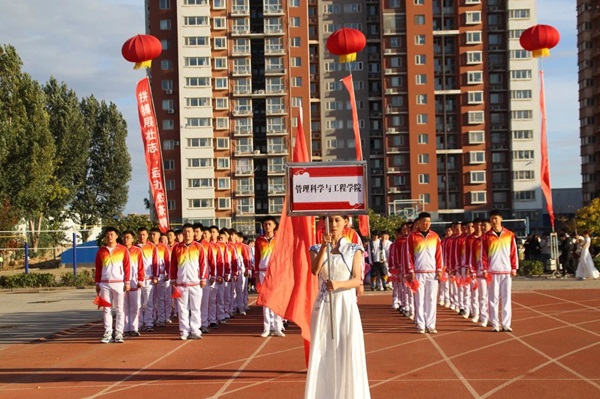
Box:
[325,214,334,340]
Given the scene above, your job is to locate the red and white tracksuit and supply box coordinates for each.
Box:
[137,241,158,329]
[124,245,144,333]
[95,244,131,335]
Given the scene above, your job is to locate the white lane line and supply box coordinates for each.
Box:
[82,341,192,399]
[427,335,481,398]
[208,337,272,399]
[532,291,600,313]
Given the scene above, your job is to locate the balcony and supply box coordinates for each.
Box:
[231,5,249,15]
[268,186,286,195]
[232,46,251,56]
[387,167,401,174]
[386,127,400,134]
[234,146,254,156]
[231,26,250,36]
[265,46,285,55]
[235,168,254,176]
[266,128,287,136]
[232,107,253,116]
[232,66,251,76]
[236,187,254,196]
[233,87,252,96]
[264,67,286,75]
[267,146,288,155]
[384,68,401,75]
[263,5,284,15]
[266,105,287,115]
[233,127,252,137]
[268,166,286,175]
[264,26,284,35]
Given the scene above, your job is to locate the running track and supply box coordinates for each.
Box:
[0,289,599,399]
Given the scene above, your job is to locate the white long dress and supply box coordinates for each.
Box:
[575,237,599,280]
[304,240,371,399]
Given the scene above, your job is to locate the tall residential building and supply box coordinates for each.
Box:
[578,1,600,205]
[146,0,543,234]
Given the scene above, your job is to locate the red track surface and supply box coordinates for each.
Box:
[1,289,599,399]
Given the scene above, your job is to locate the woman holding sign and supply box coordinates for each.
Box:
[305,214,370,399]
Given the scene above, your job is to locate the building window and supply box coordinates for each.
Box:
[415,35,426,45]
[468,111,484,124]
[188,158,213,168]
[165,180,175,190]
[291,37,301,47]
[471,191,487,204]
[292,77,302,87]
[213,37,227,49]
[167,200,176,210]
[465,11,482,24]
[216,157,230,169]
[512,130,534,140]
[509,9,530,19]
[414,15,425,24]
[188,178,213,188]
[160,0,171,9]
[468,131,485,144]
[215,97,229,109]
[470,151,485,164]
[470,171,486,183]
[162,119,174,130]
[218,198,231,209]
[214,57,227,69]
[511,110,533,120]
[466,51,483,64]
[512,150,534,160]
[513,170,535,180]
[416,94,427,104]
[160,60,171,70]
[511,90,532,100]
[212,0,226,9]
[467,91,484,104]
[164,160,175,170]
[237,198,255,214]
[467,71,483,84]
[215,117,229,129]
[163,140,175,150]
[184,16,209,26]
[466,31,482,44]
[291,57,302,67]
[217,177,230,190]
[510,50,530,59]
[417,134,428,144]
[213,17,226,29]
[160,19,172,30]
[416,74,427,84]
[418,174,430,184]
[214,77,228,89]
[187,138,211,148]
[189,199,214,209]
[513,191,536,201]
[510,69,532,80]
[419,193,430,204]
[417,114,428,124]
[216,138,230,149]
[415,54,426,65]
[418,154,429,164]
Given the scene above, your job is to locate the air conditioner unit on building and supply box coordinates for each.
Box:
[253,150,261,155]
[165,89,173,94]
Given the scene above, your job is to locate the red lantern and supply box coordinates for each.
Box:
[326,28,366,63]
[121,34,163,69]
[519,24,560,58]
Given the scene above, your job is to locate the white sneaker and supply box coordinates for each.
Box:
[180,334,188,340]
[260,330,270,338]
[240,311,247,316]
[100,332,112,344]
[503,326,513,333]
[417,328,425,334]
[408,313,415,320]
[438,300,444,306]
[491,326,501,332]
[480,320,488,328]
[426,328,438,334]
[114,333,124,343]
[274,330,285,337]
[471,315,480,323]
[190,332,203,340]
[444,302,450,308]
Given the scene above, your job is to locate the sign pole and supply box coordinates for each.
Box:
[325,215,334,340]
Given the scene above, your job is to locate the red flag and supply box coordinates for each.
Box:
[539,70,554,229]
[472,279,479,291]
[341,75,370,238]
[136,77,170,233]
[409,278,419,293]
[485,273,492,285]
[171,286,182,299]
[257,106,317,365]
[93,295,111,309]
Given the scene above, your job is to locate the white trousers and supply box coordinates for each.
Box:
[414,273,438,330]
[209,281,225,323]
[449,277,459,308]
[177,285,202,336]
[200,283,211,327]
[402,279,414,315]
[438,272,450,305]
[223,280,232,316]
[488,274,512,329]
[124,288,141,333]
[259,271,282,332]
[391,276,401,307]
[156,279,171,323]
[140,280,155,328]
[460,268,471,311]
[476,277,489,322]
[234,274,247,311]
[100,282,125,335]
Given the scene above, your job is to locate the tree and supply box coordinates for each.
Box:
[364,209,406,237]
[43,77,89,220]
[72,96,132,241]
[94,214,151,246]
[574,197,600,236]
[0,45,58,252]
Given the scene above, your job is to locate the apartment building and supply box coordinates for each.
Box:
[146,0,542,233]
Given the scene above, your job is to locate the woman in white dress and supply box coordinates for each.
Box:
[575,231,599,280]
[304,215,371,399]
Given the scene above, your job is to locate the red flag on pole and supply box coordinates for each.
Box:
[93,295,112,309]
[539,70,555,230]
[257,106,317,365]
[136,77,170,233]
[341,74,370,238]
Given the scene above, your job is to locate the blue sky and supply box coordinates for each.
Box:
[0,0,579,214]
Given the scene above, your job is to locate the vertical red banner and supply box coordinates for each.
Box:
[136,77,170,233]
[539,70,554,230]
[342,74,370,237]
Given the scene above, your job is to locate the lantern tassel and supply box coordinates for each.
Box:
[339,53,357,63]
[134,60,153,69]
[532,48,550,58]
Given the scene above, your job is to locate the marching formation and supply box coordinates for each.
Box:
[94,209,519,343]
[95,222,268,343]
[387,210,519,334]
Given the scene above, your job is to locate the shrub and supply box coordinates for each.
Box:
[59,270,95,287]
[0,273,57,288]
[518,260,545,276]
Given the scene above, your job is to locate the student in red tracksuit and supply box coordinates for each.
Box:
[439,226,453,307]
[150,227,172,326]
[137,227,158,332]
[123,230,144,337]
[407,213,443,334]
[466,219,486,326]
[199,226,217,334]
[95,227,131,344]
[170,223,208,340]
[255,216,284,337]
[208,225,226,329]
[481,210,519,332]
